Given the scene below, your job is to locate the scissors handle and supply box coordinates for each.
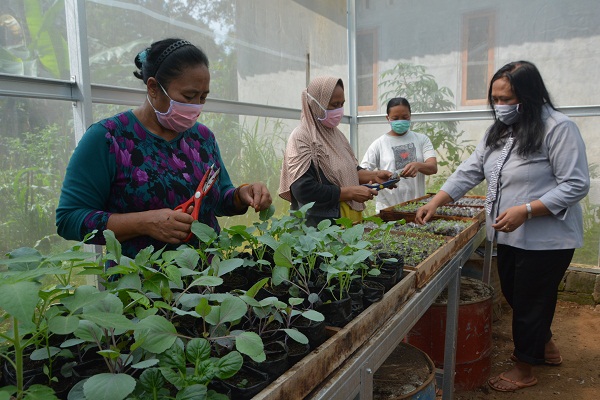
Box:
[174,165,220,242]
[362,178,400,191]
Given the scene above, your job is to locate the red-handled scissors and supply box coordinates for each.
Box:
[174,164,220,242]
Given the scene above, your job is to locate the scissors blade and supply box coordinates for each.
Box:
[203,167,220,191]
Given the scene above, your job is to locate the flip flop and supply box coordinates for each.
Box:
[510,353,563,366]
[488,373,538,392]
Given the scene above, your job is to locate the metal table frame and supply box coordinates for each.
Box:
[310,226,487,400]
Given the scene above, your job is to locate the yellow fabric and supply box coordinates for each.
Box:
[340,201,363,223]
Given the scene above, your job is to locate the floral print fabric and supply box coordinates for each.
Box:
[56,110,238,258]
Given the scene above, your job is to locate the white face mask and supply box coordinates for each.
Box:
[494,103,522,125]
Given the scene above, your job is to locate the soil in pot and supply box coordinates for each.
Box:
[217,271,249,292]
[362,280,385,307]
[286,340,311,366]
[373,342,436,399]
[222,365,270,400]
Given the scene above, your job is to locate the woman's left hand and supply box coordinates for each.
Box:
[374,170,393,183]
[239,182,272,212]
[492,205,528,233]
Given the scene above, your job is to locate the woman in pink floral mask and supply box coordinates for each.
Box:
[279,76,393,226]
[57,38,272,259]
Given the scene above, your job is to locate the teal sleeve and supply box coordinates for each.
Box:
[56,123,115,241]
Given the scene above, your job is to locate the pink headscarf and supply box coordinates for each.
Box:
[278,76,363,211]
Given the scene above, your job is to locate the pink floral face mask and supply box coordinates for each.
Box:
[149,82,203,132]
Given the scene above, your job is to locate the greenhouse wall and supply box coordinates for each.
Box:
[0,0,598,265]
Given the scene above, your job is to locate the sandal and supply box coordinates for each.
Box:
[488,373,538,392]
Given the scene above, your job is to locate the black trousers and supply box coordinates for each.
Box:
[496,244,574,365]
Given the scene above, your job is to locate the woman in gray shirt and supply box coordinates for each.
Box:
[416,61,590,392]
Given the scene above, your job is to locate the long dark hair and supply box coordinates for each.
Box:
[133,38,209,87]
[486,61,556,156]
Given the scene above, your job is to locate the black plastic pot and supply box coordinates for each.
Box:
[290,316,327,350]
[348,280,364,317]
[286,340,311,366]
[362,280,385,307]
[365,270,397,292]
[317,291,352,328]
[246,341,289,383]
[222,365,270,400]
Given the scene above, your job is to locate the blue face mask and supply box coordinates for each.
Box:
[390,120,411,135]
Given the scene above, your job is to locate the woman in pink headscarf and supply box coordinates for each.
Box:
[279,76,393,226]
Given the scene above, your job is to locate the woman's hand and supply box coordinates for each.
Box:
[238,182,273,212]
[374,170,394,183]
[358,169,393,184]
[340,185,379,203]
[492,205,528,233]
[107,208,195,244]
[415,203,437,224]
[414,191,453,224]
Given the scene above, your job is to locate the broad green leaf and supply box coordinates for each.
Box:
[259,204,275,221]
[74,320,103,342]
[79,312,135,331]
[214,351,243,379]
[158,341,185,370]
[0,281,40,329]
[21,383,59,399]
[134,315,177,354]
[103,230,122,264]
[82,292,123,315]
[233,331,264,358]
[273,243,293,268]
[245,277,269,298]
[61,285,102,310]
[83,373,136,400]
[188,275,223,289]
[138,368,165,392]
[30,346,60,360]
[213,296,247,324]
[283,328,309,344]
[131,358,159,369]
[174,248,200,270]
[195,297,211,318]
[159,367,185,389]
[214,258,243,277]
[48,315,79,334]
[60,338,85,348]
[272,265,289,286]
[190,222,218,244]
[176,384,207,400]
[185,338,211,364]
[301,309,325,322]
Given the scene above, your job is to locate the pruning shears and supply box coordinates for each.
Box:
[362,169,404,191]
[174,164,220,242]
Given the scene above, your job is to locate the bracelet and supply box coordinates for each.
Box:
[234,184,250,207]
[525,203,532,219]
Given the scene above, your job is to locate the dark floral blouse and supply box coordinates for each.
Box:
[56,110,242,258]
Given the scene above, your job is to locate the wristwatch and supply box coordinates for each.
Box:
[525,203,532,219]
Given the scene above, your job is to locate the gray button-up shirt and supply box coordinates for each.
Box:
[441,105,590,250]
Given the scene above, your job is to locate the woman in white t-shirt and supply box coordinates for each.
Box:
[360,97,438,212]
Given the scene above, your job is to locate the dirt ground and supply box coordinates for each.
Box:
[452,300,600,400]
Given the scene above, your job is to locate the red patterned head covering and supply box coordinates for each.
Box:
[278,76,363,211]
